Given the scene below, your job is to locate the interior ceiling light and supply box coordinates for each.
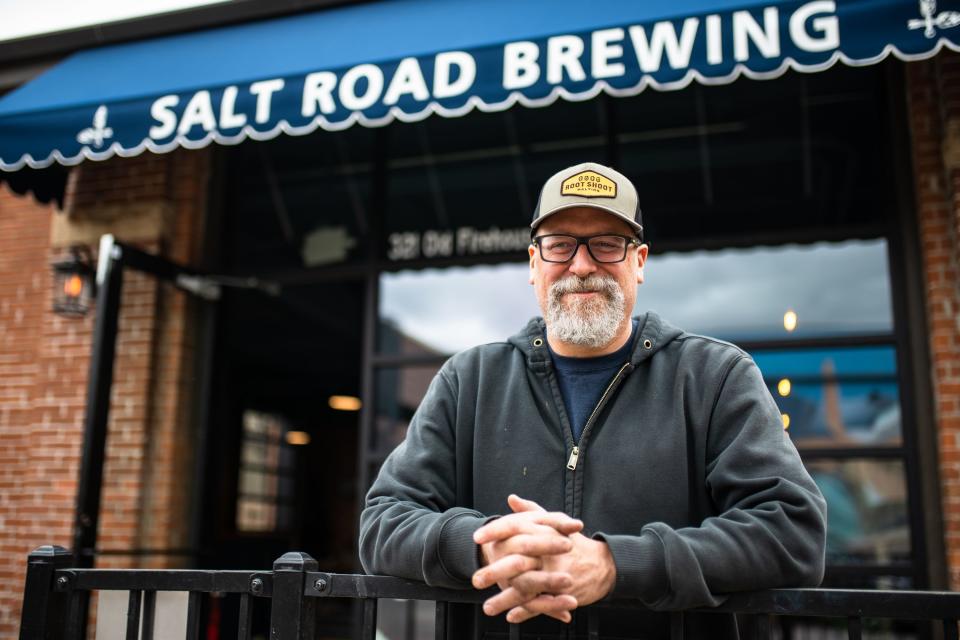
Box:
[285,431,311,446]
[329,395,362,411]
[777,379,792,397]
[783,310,798,332]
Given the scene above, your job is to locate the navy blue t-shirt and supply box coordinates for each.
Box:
[548,319,638,442]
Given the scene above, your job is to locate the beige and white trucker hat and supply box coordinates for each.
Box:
[531,162,643,239]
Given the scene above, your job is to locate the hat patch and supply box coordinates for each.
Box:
[561,170,617,198]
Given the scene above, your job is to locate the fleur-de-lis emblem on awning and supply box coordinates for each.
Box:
[908,0,960,38]
[76,105,114,148]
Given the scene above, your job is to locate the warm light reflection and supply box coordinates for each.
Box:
[777,378,792,397]
[781,413,791,430]
[64,274,84,298]
[329,395,363,411]
[285,431,311,446]
[783,310,798,332]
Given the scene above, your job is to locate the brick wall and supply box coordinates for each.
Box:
[907,51,960,590]
[0,183,71,636]
[0,147,209,637]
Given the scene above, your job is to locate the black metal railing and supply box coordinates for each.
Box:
[19,545,960,640]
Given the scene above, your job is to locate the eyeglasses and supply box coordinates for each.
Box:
[532,234,642,263]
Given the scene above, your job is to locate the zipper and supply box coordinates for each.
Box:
[566,362,634,471]
[566,446,580,470]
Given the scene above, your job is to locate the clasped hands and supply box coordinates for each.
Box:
[471,494,616,624]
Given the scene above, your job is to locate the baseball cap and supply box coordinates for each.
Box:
[531,162,643,240]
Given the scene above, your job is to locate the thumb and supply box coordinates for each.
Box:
[508,493,546,514]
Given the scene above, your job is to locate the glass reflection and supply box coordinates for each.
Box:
[375,365,441,454]
[379,264,538,355]
[378,240,892,355]
[754,346,901,447]
[634,239,892,341]
[806,459,909,565]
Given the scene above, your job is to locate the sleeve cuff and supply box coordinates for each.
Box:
[436,512,490,584]
[593,530,669,602]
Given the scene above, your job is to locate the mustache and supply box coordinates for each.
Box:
[549,274,620,299]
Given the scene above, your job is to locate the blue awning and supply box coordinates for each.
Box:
[1,0,958,171]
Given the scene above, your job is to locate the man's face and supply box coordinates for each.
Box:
[529,207,648,350]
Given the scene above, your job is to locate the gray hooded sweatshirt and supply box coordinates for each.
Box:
[360,312,827,638]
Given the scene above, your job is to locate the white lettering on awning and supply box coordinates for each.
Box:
[302,72,337,116]
[149,95,179,139]
[383,57,430,106]
[143,0,841,142]
[250,79,284,124]
[177,90,216,135]
[591,28,626,79]
[733,7,780,61]
[433,51,476,99]
[219,86,246,129]
[629,17,700,73]
[547,35,587,84]
[790,1,839,52]
[503,41,541,90]
[339,64,385,111]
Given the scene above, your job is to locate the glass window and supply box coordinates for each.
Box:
[223,126,376,272]
[374,365,441,455]
[379,264,536,355]
[753,346,901,447]
[381,102,609,265]
[617,66,890,243]
[806,459,910,566]
[236,410,295,533]
[634,239,893,342]
[378,239,892,355]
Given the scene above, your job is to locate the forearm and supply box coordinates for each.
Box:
[360,494,488,587]
[358,366,488,588]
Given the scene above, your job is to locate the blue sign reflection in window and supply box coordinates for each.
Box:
[753,346,900,447]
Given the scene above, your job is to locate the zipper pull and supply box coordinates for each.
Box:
[566,446,580,471]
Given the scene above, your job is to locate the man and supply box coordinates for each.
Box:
[360,162,827,638]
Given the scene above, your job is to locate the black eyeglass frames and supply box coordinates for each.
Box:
[532,234,642,263]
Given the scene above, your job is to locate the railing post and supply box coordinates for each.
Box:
[269,552,318,640]
[19,545,72,640]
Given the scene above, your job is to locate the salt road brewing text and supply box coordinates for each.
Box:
[148,1,838,139]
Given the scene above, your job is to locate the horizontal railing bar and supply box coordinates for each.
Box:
[305,573,960,620]
[55,570,272,595]
[46,567,960,622]
[705,588,960,620]
[308,573,495,603]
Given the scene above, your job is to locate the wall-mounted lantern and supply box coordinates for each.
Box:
[52,246,96,318]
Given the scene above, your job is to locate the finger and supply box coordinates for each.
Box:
[474,513,583,545]
[481,584,559,618]
[506,594,578,624]
[507,494,546,513]
[508,570,573,595]
[472,554,541,590]
[480,570,573,614]
[491,533,573,558]
[480,520,576,546]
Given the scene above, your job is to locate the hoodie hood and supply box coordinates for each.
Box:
[508,311,685,369]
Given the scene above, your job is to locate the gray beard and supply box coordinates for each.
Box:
[545,274,626,348]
